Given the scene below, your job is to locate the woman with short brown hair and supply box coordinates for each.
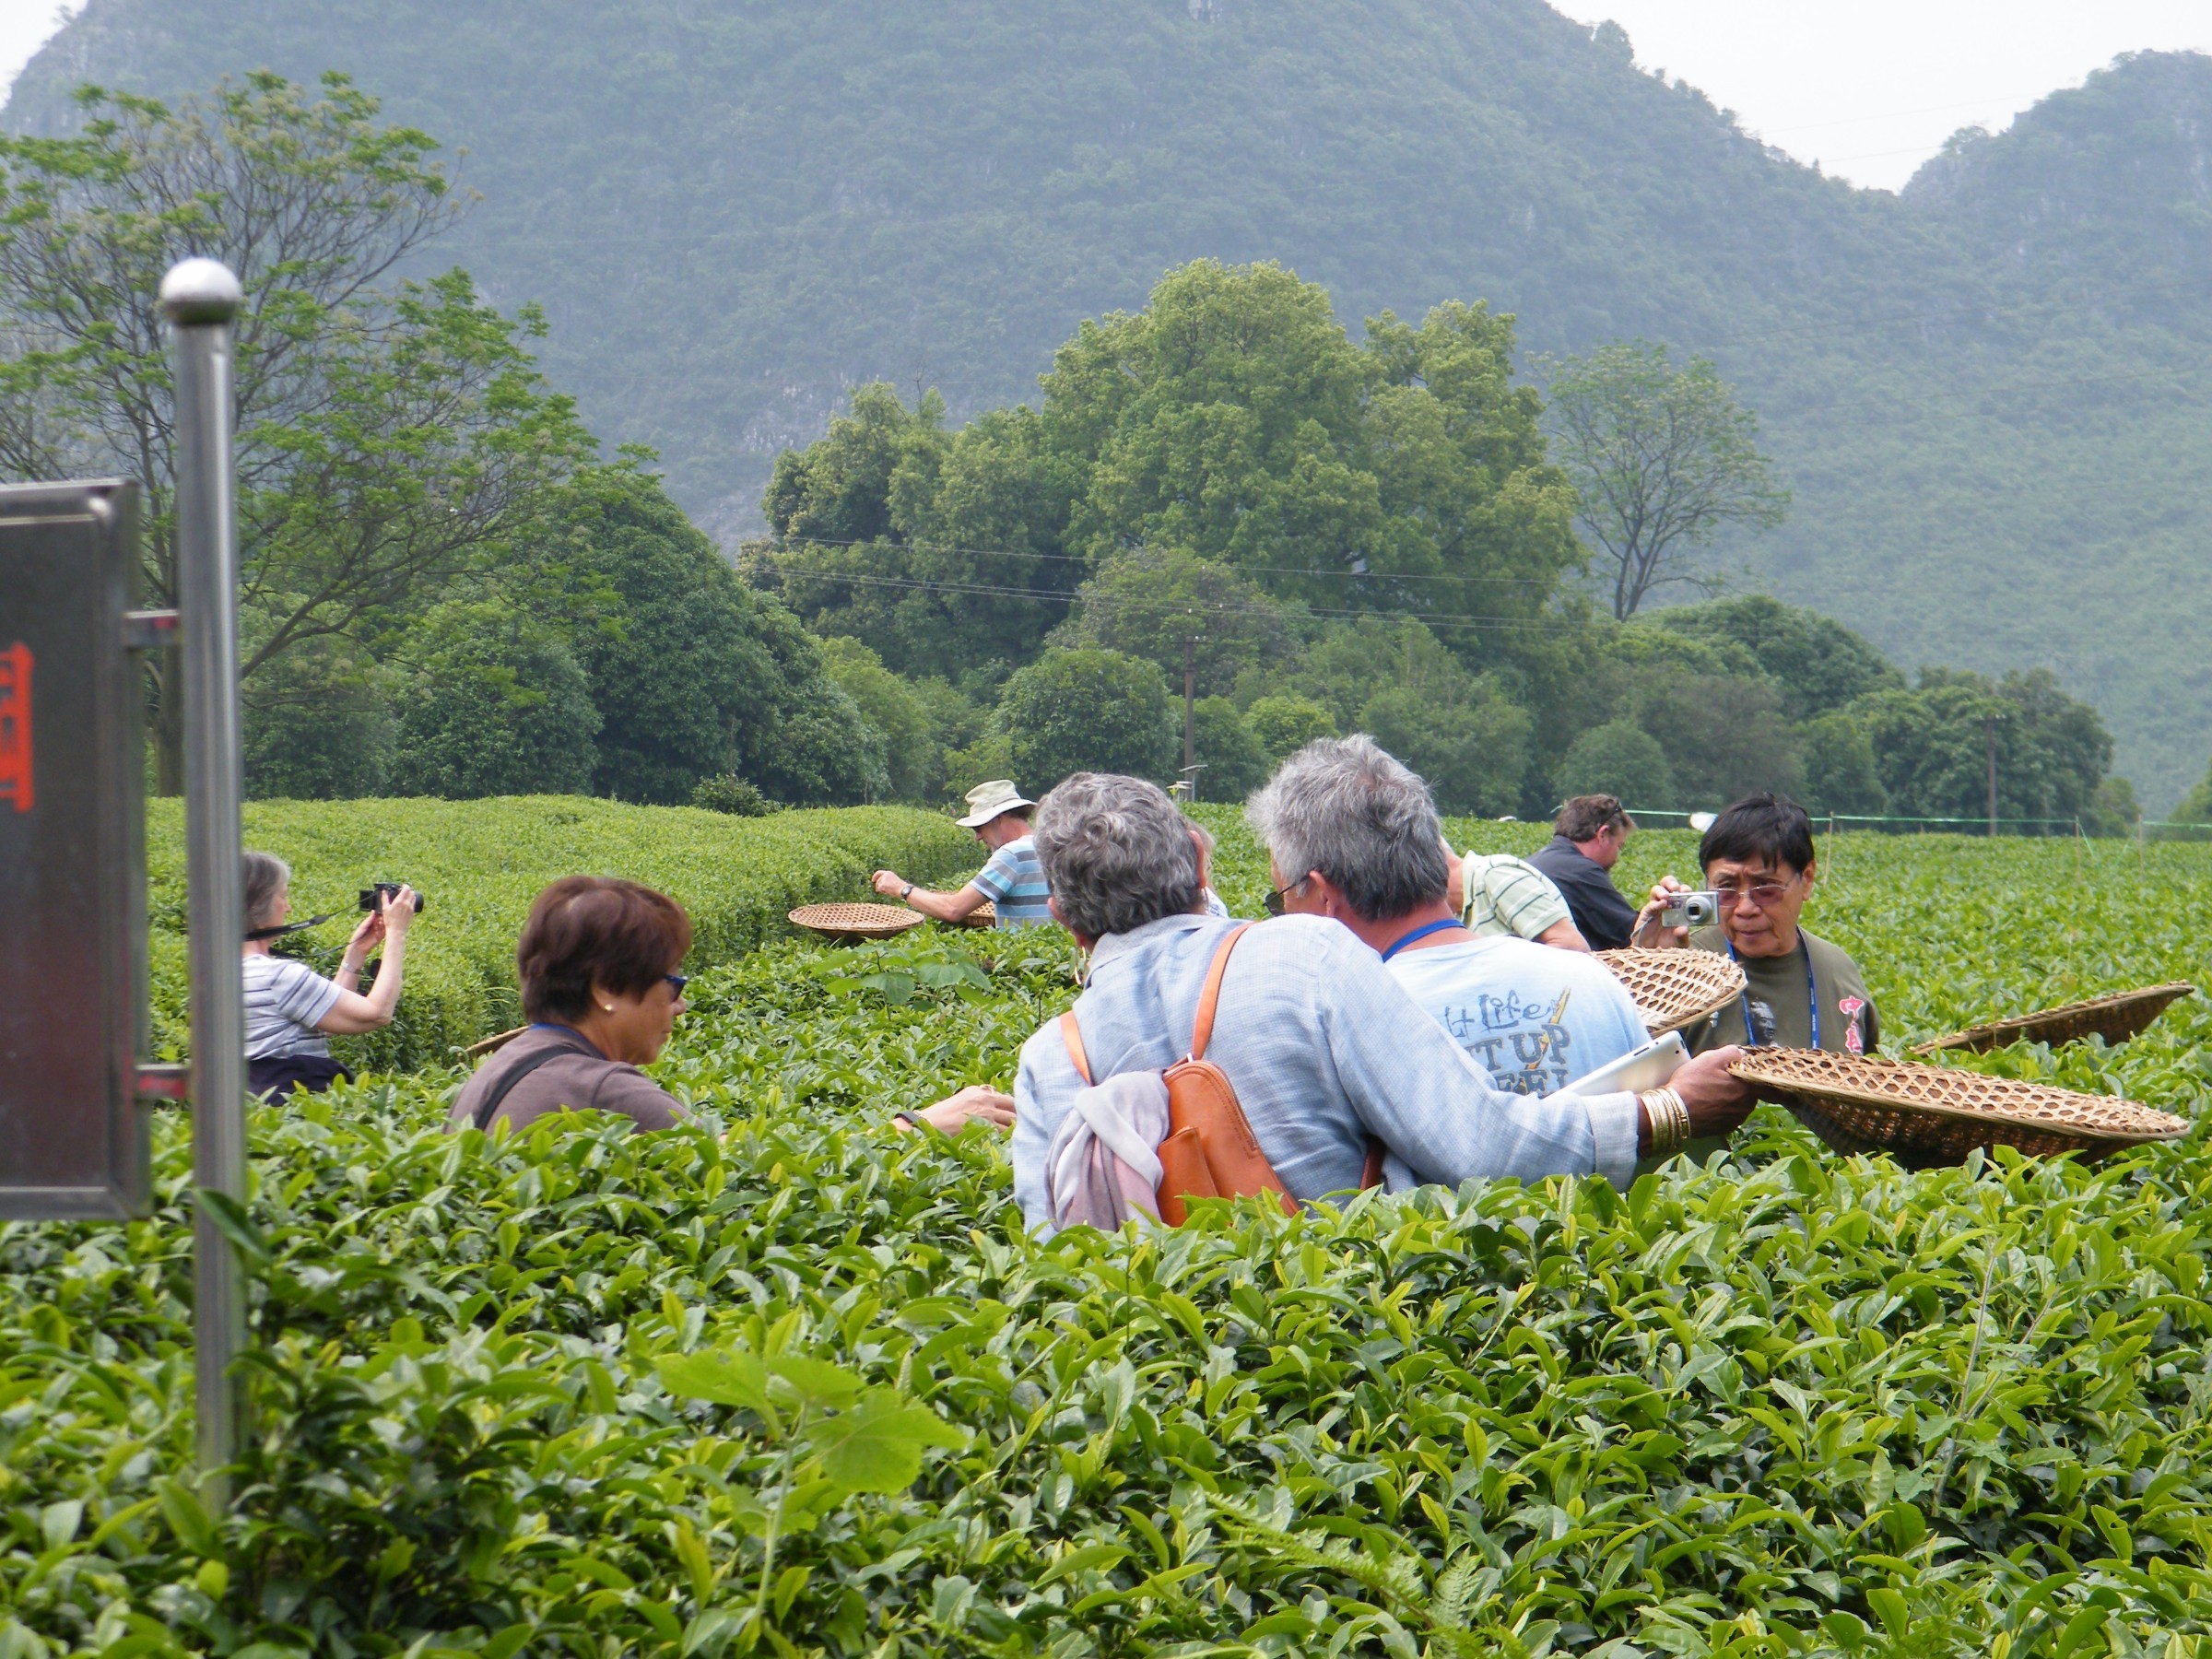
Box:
[450,876,693,1135]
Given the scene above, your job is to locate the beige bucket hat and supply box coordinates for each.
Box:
[956,778,1035,829]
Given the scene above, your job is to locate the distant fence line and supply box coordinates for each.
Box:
[1617,806,2212,840]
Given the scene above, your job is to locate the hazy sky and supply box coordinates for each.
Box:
[1560,1,2212,190]
[3,0,2208,193]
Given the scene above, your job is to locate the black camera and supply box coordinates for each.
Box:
[359,882,426,915]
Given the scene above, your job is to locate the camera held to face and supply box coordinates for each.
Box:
[359,882,426,915]
[1660,889,1720,930]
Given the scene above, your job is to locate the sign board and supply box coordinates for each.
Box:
[0,479,150,1218]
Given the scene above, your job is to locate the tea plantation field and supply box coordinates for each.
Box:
[6,802,2212,1657]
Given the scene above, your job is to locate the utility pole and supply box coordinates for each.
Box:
[1182,635,1196,795]
[1983,712,1999,838]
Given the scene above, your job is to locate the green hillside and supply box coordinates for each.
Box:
[8,1,2211,802]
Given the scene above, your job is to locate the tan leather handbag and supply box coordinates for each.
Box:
[1060,923,1382,1226]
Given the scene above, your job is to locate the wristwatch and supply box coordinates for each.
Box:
[900,882,914,900]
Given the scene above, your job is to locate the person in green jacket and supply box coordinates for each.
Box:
[1634,792,1879,1056]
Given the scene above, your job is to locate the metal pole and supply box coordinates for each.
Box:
[1182,636,1195,787]
[1984,714,1998,838]
[162,257,247,1504]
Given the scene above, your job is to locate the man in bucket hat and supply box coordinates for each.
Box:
[875,779,1051,928]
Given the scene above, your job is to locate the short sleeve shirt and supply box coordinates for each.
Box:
[1460,852,1572,940]
[242,953,341,1060]
[971,833,1053,927]
[1388,935,1650,1096]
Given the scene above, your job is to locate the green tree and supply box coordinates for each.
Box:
[241,640,394,801]
[1051,547,1296,699]
[1558,720,1667,807]
[0,73,591,790]
[1655,594,1902,721]
[521,466,889,806]
[1851,668,2112,830]
[1798,712,1888,818]
[1245,694,1339,762]
[1543,342,1788,619]
[1188,698,1271,804]
[387,604,598,798]
[1630,667,1804,807]
[993,648,1176,790]
[818,637,937,803]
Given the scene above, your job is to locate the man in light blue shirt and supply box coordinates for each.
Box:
[875,779,1052,927]
[1008,772,1755,1233]
[1253,738,1647,1096]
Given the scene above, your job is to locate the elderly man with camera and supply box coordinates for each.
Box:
[1633,792,1879,1056]
[1006,771,1760,1233]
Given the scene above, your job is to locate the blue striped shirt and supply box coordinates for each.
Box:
[971,834,1052,927]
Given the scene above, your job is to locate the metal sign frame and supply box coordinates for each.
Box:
[0,479,151,1218]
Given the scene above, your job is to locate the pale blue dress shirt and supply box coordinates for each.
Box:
[1011,912,1643,1233]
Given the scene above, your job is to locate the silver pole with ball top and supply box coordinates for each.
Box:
[162,256,250,1504]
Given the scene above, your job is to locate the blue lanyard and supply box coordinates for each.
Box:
[1381,919,1463,961]
[1727,939,1818,1048]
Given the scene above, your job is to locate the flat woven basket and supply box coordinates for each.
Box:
[1731,1048,2188,1163]
[959,901,996,928]
[1911,982,2195,1055]
[787,902,926,942]
[1597,948,1747,1037]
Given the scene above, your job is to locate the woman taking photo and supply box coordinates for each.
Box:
[241,852,416,1099]
[452,876,692,1134]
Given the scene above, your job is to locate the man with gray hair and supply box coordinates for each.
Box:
[1008,771,1756,1231]
[1253,737,1647,1097]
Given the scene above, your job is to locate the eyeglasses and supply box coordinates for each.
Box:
[1713,876,1798,909]
[1263,876,1309,917]
[663,973,689,998]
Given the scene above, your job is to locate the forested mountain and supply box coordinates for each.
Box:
[9,0,2212,802]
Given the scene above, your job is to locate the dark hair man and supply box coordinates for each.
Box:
[1254,738,1647,1097]
[1635,792,1878,1055]
[874,778,1049,927]
[1528,794,1639,949]
[1006,770,1758,1233]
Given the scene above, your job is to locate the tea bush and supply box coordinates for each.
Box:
[146,796,977,1070]
[6,822,2212,1656]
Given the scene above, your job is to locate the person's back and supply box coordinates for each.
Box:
[449,1024,685,1135]
[1387,935,1648,1096]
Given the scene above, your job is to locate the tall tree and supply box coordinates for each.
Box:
[0,72,589,789]
[1543,342,1788,619]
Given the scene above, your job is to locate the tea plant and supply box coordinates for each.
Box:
[3,820,2211,1656]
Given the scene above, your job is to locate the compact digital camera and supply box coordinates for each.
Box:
[1659,889,1720,929]
[359,882,427,914]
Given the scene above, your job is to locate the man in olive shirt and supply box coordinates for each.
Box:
[1634,792,1878,1056]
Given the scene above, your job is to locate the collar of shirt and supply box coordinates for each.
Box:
[1088,911,1218,978]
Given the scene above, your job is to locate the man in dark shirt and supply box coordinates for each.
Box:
[1634,792,1878,1056]
[1528,795,1640,950]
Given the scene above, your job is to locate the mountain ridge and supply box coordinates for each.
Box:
[8,1,2211,804]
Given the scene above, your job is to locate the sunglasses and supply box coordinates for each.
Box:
[1263,876,1308,917]
[1712,875,1800,909]
[664,973,689,998]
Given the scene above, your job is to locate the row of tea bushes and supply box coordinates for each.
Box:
[144,797,978,1071]
[6,924,2212,1654]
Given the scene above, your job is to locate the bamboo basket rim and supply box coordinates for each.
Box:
[1731,1048,2187,1147]
[787,901,927,940]
[1597,947,1747,1036]
[1910,982,2195,1055]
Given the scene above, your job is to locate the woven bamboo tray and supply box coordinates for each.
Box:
[1731,1048,2188,1163]
[1911,982,2195,1056]
[1597,948,1747,1037]
[788,902,926,942]
[958,901,996,928]
[463,1024,525,1061]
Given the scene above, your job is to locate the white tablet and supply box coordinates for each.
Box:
[1546,1031,1687,1099]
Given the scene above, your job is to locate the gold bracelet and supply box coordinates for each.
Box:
[1641,1088,1689,1158]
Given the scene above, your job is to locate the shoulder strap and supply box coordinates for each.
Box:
[1059,1010,1092,1086]
[472,1035,595,1131]
[1189,922,1254,1062]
